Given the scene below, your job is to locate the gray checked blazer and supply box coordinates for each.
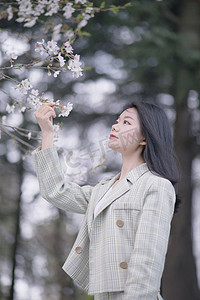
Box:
[32,146,176,300]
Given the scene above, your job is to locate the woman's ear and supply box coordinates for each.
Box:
[140,137,146,146]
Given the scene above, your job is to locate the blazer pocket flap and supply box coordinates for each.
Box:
[113,202,141,211]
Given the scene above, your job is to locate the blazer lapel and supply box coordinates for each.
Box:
[87,173,120,232]
[88,163,150,231]
[93,177,131,220]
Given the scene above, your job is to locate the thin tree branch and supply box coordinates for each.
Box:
[0,125,35,149]
[0,88,16,101]
[2,124,40,134]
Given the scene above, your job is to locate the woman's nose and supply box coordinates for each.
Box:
[112,123,119,131]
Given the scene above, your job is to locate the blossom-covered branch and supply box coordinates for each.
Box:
[0,0,131,153]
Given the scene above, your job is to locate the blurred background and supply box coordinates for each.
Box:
[0,0,200,299]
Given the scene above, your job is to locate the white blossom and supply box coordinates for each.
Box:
[16,79,32,95]
[54,70,60,78]
[19,106,26,112]
[45,1,59,16]
[64,41,73,54]
[54,124,60,133]
[33,4,45,16]
[58,52,66,67]
[35,39,46,55]
[46,40,59,55]
[16,17,25,23]
[68,54,83,78]
[17,0,33,23]
[7,5,13,21]
[53,124,60,141]
[63,3,75,19]
[31,89,39,96]
[27,93,40,106]
[1,116,7,125]
[75,0,87,4]
[58,102,73,117]
[6,104,15,114]
[27,90,40,106]
[24,17,38,27]
[38,0,49,4]
[52,24,62,41]
[27,132,32,140]
[81,6,94,25]
[64,29,75,40]
[78,19,88,29]
[11,54,18,60]
[17,0,32,15]
[55,100,61,105]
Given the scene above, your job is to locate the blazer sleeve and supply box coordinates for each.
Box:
[32,146,93,214]
[124,177,176,299]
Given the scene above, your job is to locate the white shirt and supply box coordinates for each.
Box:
[93,185,113,219]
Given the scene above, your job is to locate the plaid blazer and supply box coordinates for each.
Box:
[32,146,175,300]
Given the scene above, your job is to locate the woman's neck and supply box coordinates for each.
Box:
[118,153,145,181]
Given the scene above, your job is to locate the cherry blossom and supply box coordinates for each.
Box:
[52,24,62,42]
[11,54,18,60]
[0,0,128,148]
[53,70,61,78]
[24,17,37,28]
[46,40,59,55]
[35,39,46,55]
[58,102,73,117]
[1,116,7,125]
[58,52,66,67]
[19,106,26,113]
[15,79,33,95]
[63,3,75,19]
[27,132,32,140]
[68,54,83,78]
[7,5,13,21]
[64,41,73,54]
[78,19,88,29]
[6,104,15,114]
[75,0,87,4]
[45,0,59,16]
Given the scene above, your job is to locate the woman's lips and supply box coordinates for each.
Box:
[110,134,118,139]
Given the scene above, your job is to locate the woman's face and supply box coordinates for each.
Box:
[108,107,146,155]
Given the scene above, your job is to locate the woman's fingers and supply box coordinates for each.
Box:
[34,103,56,133]
[35,103,56,119]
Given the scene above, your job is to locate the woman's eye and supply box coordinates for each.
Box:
[124,120,130,125]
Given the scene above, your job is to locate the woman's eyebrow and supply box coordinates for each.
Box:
[117,115,135,121]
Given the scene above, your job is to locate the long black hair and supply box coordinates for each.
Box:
[122,100,181,214]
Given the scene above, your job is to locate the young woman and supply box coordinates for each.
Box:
[32,100,180,300]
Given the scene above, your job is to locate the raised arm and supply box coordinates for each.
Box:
[32,103,93,214]
[124,177,175,299]
[34,102,56,150]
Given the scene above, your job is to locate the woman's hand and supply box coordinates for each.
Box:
[34,103,56,150]
[34,102,56,134]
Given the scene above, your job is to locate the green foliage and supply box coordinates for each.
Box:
[100,1,105,9]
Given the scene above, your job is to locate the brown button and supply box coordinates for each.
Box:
[120,262,128,269]
[116,220,124,227]
[75,246,82,254]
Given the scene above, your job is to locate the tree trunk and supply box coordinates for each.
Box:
[163,105,199,299]
[162,1,200,299]
[9,159,23,300]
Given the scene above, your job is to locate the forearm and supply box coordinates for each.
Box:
[32,146,92,214]
[41,131,54,150]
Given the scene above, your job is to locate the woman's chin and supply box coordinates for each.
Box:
[108,140,121,152]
